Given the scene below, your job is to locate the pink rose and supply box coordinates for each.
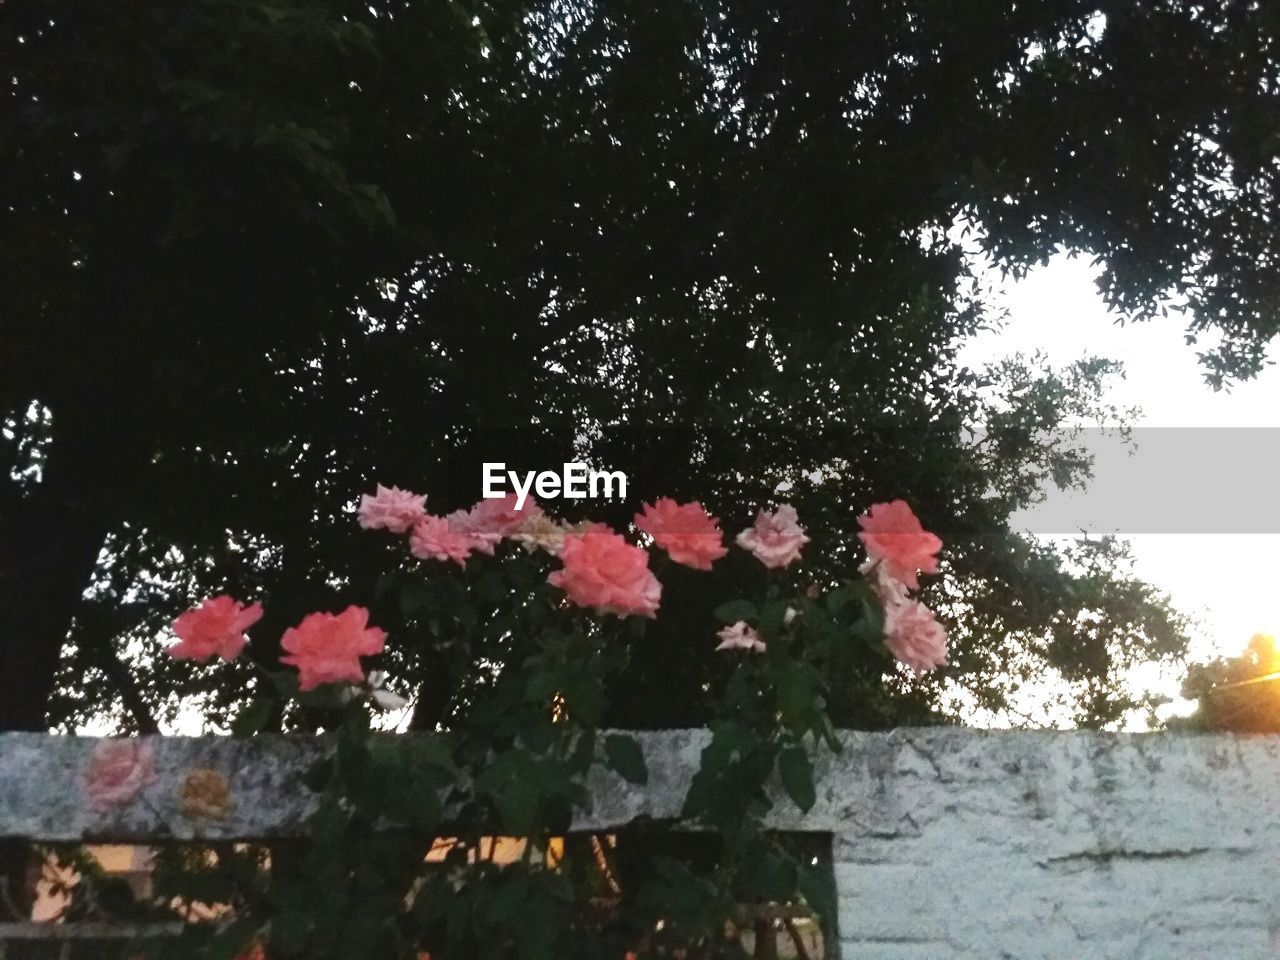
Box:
[548,529,662,618]
[475,493,544,535]
[856,500,941,590]
[409,515,473,566]
[451,493,535,549]
[511,513,570,556]
[169,595,263,663]
[883,599,948,673]
[84,739,158,810]
[859,558,910,607]
[715,621,766,653]
[279,605,387,691]
[441,494,545,555]
[735,505,809,569]
[445,506,502,555]
[358,484,427,534]
[634,498,729,571]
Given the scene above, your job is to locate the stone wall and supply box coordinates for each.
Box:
[2,728,1277,958]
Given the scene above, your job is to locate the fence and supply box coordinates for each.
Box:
[1,728,1278,958]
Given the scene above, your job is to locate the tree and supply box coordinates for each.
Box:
[4,0,1277,738]
[1,0,408,729]
[1172,633,1280,733]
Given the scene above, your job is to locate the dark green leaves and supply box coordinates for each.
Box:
[495,778,541,837]
[778,746,816,813]
[474,746,590,836]
[683,721,774,824]
[230,696,275,737]
[714,599,757,623]
[604,733,649,785]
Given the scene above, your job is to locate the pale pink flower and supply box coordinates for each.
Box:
[440,494,545,555]
[279,605,387,692]
[169,595,263,663]
[859,558,911,607]
[634,498,728,571]
[409,515,473,567]
[512,513,571,556]
[567,520,613,536]
[883,599,948,673]
[548,530,662,618]
[446,506,502,555]
[735,505,809,569]
[84,739,158,810]
[715,621,766,653]
[357,484,427,534]
[474,493,544,536]
[857,500,941,590]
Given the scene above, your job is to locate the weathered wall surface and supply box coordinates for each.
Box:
[1,728,1277,959]
[811,729,1280,960]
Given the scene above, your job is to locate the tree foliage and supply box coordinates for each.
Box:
[5,0,1278,734]
[1172,633,1280,733]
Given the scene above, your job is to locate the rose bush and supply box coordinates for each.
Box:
[131,487,945,960]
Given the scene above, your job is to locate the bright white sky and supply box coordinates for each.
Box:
[960,252,1280,718]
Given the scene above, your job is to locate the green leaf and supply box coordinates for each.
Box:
[569,728,596,773]
[543,791,574,835]
[204,918,262,960]
[561,676,604,726]
[778,746,816,812]
[476,568,506,602]
[524,668,560,705]
[266,669,300,699]
[714,599,757,623]
[603,733,648,785]
[777,663,816,730]
[496,779,541,835]
[758,599,793,634]
[817,713,843,754]
[230,697,274,737]
[797,859,837,929]
[744,847,799,902]
[409,734,456,773]
[414,876,455,926]
[302,756,334,793]
[520,718,554,755]
[399,580,433,618]
[374,571,399,600]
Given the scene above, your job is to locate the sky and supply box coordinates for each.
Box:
[959,252,1280,719]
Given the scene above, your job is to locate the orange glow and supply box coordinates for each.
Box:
[1220,633,1280,689]
[546,836,565,867]
[1220,669,1280,689]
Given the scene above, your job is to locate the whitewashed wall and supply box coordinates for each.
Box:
[2,728,1277,958]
